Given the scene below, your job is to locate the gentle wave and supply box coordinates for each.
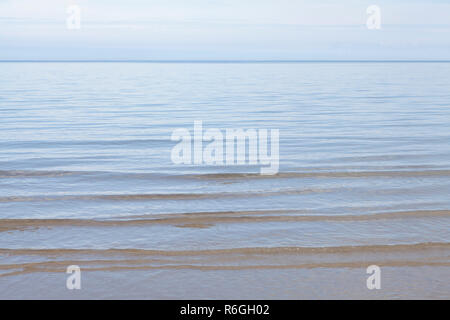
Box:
[0,188,334,203]
[185,170,450,180]
[1,260,449,278]
[0,170,93,178]
[2,168,450,179]
[1,210,449,232]
[1,242,449,256]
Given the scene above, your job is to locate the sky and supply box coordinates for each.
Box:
[1,0,450,60]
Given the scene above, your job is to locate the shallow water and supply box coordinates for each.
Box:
[0,62,449,299]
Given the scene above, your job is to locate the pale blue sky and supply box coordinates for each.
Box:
[1,0,450,59]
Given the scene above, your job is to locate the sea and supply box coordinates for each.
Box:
[0,61,449,299]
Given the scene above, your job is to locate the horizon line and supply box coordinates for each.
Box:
[1,59,450,63]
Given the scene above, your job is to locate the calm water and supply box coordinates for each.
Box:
[0,62,449,299]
